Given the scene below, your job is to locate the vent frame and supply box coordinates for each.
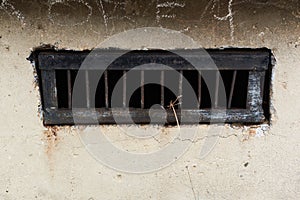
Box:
[31,48,272,125]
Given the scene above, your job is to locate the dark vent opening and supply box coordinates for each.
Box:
[129,85,142,108]
[55,70,69,108]
[107,70,124,108]
[143,84,162,109]
[56,69,251,110]
[91,70,106,108]
[219,70,234,108]
[200,74,211,109]
[181,70,198,109]
[72,70,87,108]
[230,70,249,109]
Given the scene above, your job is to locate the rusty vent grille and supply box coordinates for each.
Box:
[30,49,272,125]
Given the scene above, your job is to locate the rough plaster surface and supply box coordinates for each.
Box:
[0,0,300,199]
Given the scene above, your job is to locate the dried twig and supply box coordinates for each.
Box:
[168,95,182,129]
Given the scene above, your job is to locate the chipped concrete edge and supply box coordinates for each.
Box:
[27,45,276,139]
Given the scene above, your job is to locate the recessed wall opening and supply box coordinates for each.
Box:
[55,69,250,110]
[29,48,273,125]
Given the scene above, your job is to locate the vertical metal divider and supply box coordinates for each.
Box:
[228,70,237,109]
[141,70,145,109]
[178,70,183,109]
[247,71,265,115]
[67,70,72,109]
[41,70,58,109]
[104,70,109,108]
[85,70,90,108]
[214,71,220,108]
[246,71,251,110]
[123,70,127,108]
[160,70,164,107]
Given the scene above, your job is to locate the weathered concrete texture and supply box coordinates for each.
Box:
[0,0,300,199]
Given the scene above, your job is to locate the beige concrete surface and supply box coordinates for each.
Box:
[0,0,300,199]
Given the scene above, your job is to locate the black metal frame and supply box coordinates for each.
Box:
[32,48,272,125]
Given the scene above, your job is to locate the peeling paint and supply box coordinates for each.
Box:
[0,0,25,25]
[214,0,235,42]
[48,0,93,26]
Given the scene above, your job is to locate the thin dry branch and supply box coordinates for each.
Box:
[168,95,182,129]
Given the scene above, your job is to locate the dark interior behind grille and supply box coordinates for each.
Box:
[55,69,250,110]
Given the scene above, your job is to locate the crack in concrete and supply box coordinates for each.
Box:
[214,0,235,42]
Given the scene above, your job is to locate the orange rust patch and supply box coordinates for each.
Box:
[42,126,73,176]
[43,126,61,176]
[248,129,256,137]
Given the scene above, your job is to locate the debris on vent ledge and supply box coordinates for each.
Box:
[226,123,270,141]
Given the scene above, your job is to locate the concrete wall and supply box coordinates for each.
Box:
[0,0,299,199]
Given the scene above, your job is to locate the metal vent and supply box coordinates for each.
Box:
[30,49,272,125]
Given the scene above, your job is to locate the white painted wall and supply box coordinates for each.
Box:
[0,0,299,199]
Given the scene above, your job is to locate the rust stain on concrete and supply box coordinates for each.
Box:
[43,126,60,176]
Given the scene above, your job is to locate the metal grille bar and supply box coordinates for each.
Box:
[214,71,220,108]
[178,70,183,109]
[67,70,72,108]
[85,71,90,108]
[228,70,237,109]
[160,70,164,107]
[141,70,145,109]
[198,71,201,108]
[123,70,126,108]
[104,70,108,108]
